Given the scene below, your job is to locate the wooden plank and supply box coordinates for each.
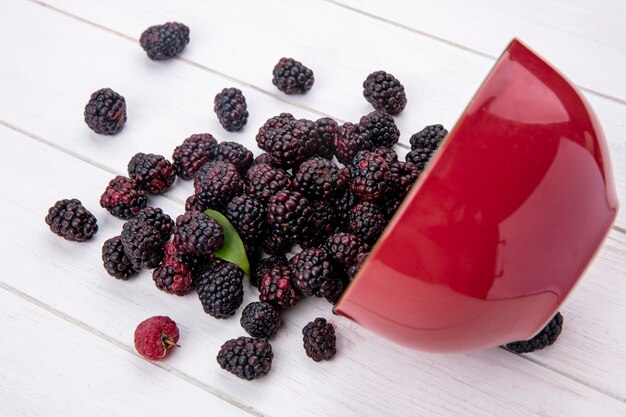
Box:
[2,120,626,415]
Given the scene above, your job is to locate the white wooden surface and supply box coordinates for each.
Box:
[1,0,625,415]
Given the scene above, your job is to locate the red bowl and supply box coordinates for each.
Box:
[335,39,619,352]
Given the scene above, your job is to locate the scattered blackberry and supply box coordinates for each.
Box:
[100,176,148,219]
[504,313,564,354]
[226,195,267,246]
[121,221,164,269]
[250,255,288,289]
[215,141,254,173]
[302,318,337,362]
[185,194,206,212]
[256,113,295,153]
[127,153,176,194]
[333,189,360,227]
[83,88,127,135]
[140,22,190,60]
[314,117,338,159]
[304,200,337,247]
[325,232,370,270]
[244,163,292,204]
[102,236,138,280]
[252,152,275,167]
[334,122,373,165]
[173,210,224,256]
[45,198,98,242]
[214,87,248,132]
[267,190,313,242]
[216,336,273,380]
[240,302,282,339]
[291,247,338,298]
[194,160,243,210]
[132,207,174,242]
[348,202,386,244]
[272,57,314,95]
[406,124,447,171]
[172,133,218,180]
[292,157,345,201]
[348,150,395,202]
[262,231,293,257]
[196,260,244,318]
[373,146,398,164]
[360,111,400,147]
[259,264,299,309]
[346,252,368,280]
[152,242,195,296]
[363,70,407,115]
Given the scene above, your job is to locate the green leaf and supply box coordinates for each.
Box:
[204,209,250,276]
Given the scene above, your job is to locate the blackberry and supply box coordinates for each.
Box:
[173,210,224,256]
[333,189,360,227]
[302,318,337,362]
[102,236,138,280]
[100,176,147,220]
[267,190,313,242]
[363,70,407,115]
[292,157,345,201]
[325,232,370,270]
[262,230,293,256]
[346,252,368,280]
[140,22,189,60]
[272,57,314,95]
[259,264,299,309]
[406,124,447,171]
[360,111,400,147]
[172,133,218,180]
[304,200,337,247]
[45,198,98,242]
[196,260,244,318]
[244,163,292,204]
[127,153,176,195]
[334,122,373,165]
[226,195,267,246]
[348,202,386,244]
[380,195,403,220]
[83,88,127,135]
[348,150,395,202]
[133,207,174,242]
[291,247,338,297]
[252,152,276,167]
[153,260,194,296]
[120,221,164,269]
[240,302,282,339]
[259,119,317,169]
[214,88,249,132]
[185,194,206,212]
[313,117,338,159]
[216,336,273,380]
[373,146,398,164]
[250,255,288,289]
[504,313,564,354]
[194,160,243,210]
[256,113,295,153]
[390,160,420,197]
[325,274,350,305]
[215,141,254,174]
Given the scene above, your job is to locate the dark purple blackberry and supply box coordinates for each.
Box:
[348,150,395,202]
[45,198,98,242]
[360,111,400,147]
[333,189,360,227]
[101,236,138,280]
[217,336,273,380]
[363,70,407,115]
[346,252,368,281]
[292,157,345,201]
[250,255,288,289]
[504,313,564,354]
[256,113,295,153]
[259,264,299,309]
[214,141,254,174]
[325,274,350,305]
[261,231,293,257]
[140,22,189,60]
[259,119,317,169]
[313,117,338,159]
[291,247,338,297]
[347,202,386,244]
[373,146,398,164]
[406,124,447,171]
[127,153,176,195]
[244,163,292,204]
[214,88,248,132]
[153,258,194,296]
[380,195,403,220]
[304,200,337,247]
[325,232,370,270]
[226,195,267,246]
[120,221,164,269]
[173,210,224,256]
[251,152,276,167]
[334,122,373,165]
[185,194,206,212]
[172,133,218,180]
[390,160,420,198]
[100,176,147,220]
[267,190,313,242]
[132,207,174,242]
[240,302,282,339]
[302,318,337,361]
[83,88,126,135]
[196,260,244,318]
[194,160,243,210]
[272,57,314,95]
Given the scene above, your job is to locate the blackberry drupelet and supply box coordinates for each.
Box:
[102,236,138,279]
[250,255,288,289]
[348,150,395,202]
[215,141,254,174]
[194,160,243,210]
[240,302,282,339]
[360,111,400,147]
[504,312,564,353]
[363,70,407,115]
[152,242,195,296]
[348,202,386,244]
[140,22,189,60]
[314,117,338,159]
[173,210,224,256]
[172,133,218,180]
[127,153,176,194]
[261,231,293,257]
[196,260,244,318]
[291,247,338,297]
[121,221,164,269]
[83,88,127,135]
[216,336,273,380]
[406,124,447,171]
[133,206,174,243]
[267,190,313,242]
[334,122,373,165]
[325,232,370,270]
[292,157,345,201]
[100,176,147,220]
[272,57,314,95]
[302,318,337,361]
[45,198,98,242]
[333,189,360,227]
[214,87,249,132]
[259,264,299,309]
[244,163,292,204]
[226,195,267,246]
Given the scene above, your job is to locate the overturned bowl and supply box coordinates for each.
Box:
[335,39,619,352]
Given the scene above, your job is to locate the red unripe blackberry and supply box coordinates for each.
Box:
[194,160,243,210]
[45,198,98,242]
[153,242,194,296]
[302,318,337,361]
[217,336,273,380]
[214,88,248,132]
[272,57,314,95]
[360,111,400,147]
[127,153,176,195]
[215,141,254,174]
[363,70,407,115]
[244,163,291,204]
[334,122,373,165]
[84,88,126,135]
[259,264,299,309]
[102,236,139,280]
[292,247,339,297]
[140,22,189,61]
[173,210,224,256]
[172,133,218,180]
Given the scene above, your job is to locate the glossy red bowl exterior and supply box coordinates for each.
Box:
[335,39,619,352]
